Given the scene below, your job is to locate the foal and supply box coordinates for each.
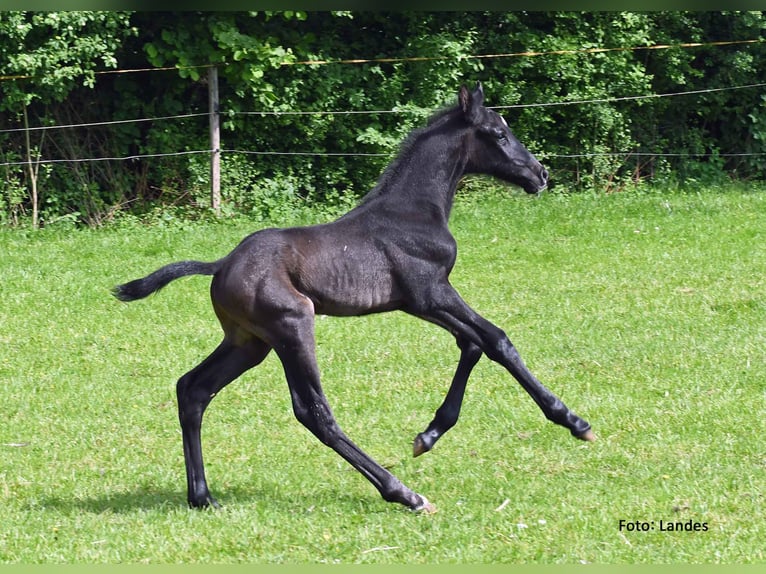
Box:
[114,83,594,513]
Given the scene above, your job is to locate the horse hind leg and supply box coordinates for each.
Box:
[177,337,271,509]
[270,306,436,513]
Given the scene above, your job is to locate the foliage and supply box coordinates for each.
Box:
[0,11,137,226]
[1,11,765,226]
[0,11,135,109]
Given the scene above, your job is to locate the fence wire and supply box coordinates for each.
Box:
[1,39,764,168]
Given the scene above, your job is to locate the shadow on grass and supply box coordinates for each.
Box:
[38,488,190,514]
[34,483,384,516]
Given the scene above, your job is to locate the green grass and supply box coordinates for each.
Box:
[1,186,764,563]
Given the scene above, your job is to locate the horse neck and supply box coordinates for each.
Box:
[363,123,469,223]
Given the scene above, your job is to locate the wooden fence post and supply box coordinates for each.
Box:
[208,65,221,215]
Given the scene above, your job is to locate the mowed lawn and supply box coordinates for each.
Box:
[1,186,764,563]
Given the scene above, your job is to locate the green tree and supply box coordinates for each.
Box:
[1,11,764,227]
[0,11,136,227]
[644,11,766,182]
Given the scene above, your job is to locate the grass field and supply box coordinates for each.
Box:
[1,186,764,563]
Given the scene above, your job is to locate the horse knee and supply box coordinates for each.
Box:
[482,328,515,363]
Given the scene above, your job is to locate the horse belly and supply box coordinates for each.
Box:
[309,258,399,316]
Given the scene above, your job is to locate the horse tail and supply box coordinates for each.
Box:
[112,260,223,302]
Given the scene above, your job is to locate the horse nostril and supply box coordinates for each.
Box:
[541,168,549,182]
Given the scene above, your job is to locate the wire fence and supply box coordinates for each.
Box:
[2,37,761,81]
[1,38,765,169]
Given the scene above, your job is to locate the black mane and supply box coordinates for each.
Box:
[355,103,463,206]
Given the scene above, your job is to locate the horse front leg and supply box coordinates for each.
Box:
[413,336,482,457]
[420,284,595,442]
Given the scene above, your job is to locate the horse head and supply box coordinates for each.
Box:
[460,83,548,194]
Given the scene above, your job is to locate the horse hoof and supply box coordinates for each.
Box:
[413,435,428,457]
[412,496,437,515]
[576,428,596,442]
[189,496,221,510]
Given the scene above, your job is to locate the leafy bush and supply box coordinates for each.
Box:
[1,11,764,226]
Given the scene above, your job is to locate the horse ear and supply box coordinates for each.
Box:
[459,84,483,124]
[459,85,471,114]
[472,82,484,106]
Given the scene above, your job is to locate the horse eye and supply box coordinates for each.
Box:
[481,127,508,144]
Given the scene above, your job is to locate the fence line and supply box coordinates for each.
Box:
[0,112,208,135]
[0,150,212,167]
[0,64,211,83]
[222,151,766,159]
[492,82,766,110]
[2,81,764,137]
[283,38,765,67]
[3,37,759,82]
[1,73,764,168]
[223,149,390,158]
[3,148,765,169]
[228,81,766,114]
